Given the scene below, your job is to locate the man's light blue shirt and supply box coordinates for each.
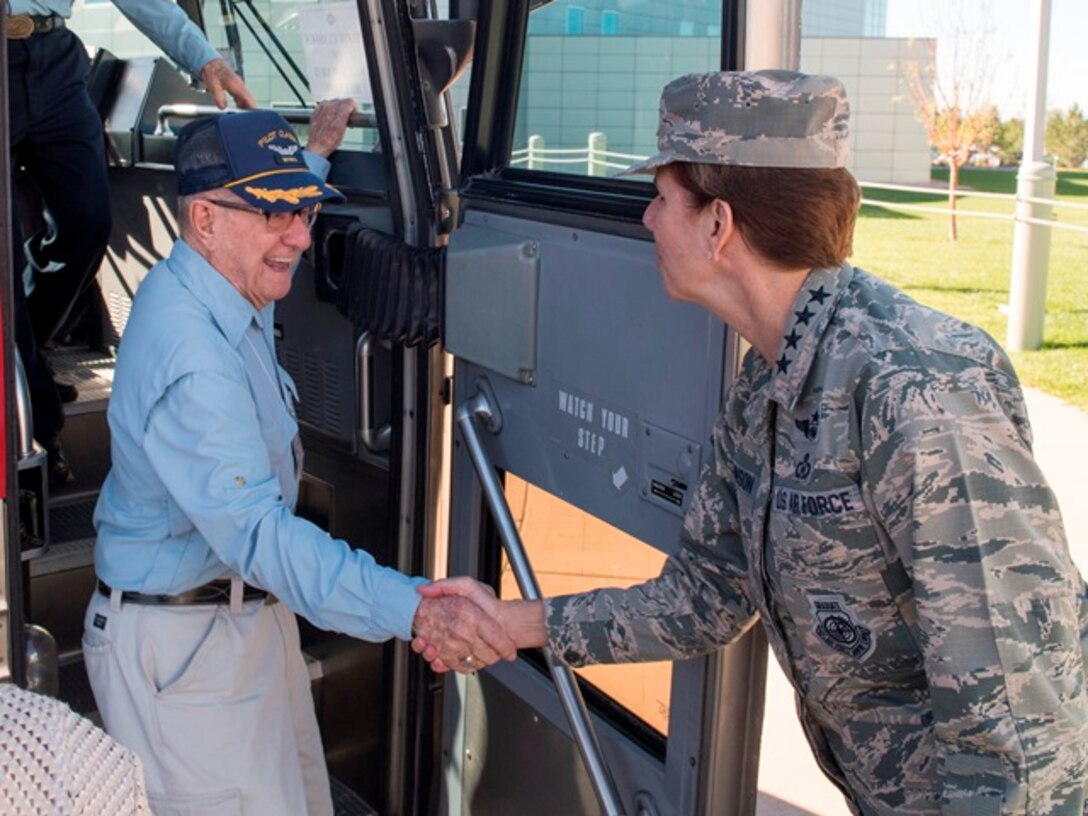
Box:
[11,1,218,75]
[94,237,424,642]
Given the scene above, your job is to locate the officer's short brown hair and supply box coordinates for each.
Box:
[671,162,860,271]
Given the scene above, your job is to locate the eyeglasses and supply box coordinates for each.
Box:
[202,198,322,232]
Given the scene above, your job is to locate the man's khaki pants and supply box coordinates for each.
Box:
[83,589,333,816]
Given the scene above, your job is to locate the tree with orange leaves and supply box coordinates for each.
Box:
[904,34,995,241]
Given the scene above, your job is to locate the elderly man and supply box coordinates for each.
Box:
[82,107,513,816]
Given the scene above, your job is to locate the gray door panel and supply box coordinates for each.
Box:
[447,210,725,554]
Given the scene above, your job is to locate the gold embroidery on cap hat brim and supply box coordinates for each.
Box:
[244,185,323,205]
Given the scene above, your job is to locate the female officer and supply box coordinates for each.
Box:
[420,71,1088,815]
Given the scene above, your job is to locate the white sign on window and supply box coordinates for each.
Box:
[298,3,373,105]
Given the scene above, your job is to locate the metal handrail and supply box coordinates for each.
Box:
[154,104,377,135]
[13,352,35,460]
[356,332,392,453]
[455,384,626,816]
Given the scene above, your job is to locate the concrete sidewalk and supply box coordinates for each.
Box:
[756,387,1088,816]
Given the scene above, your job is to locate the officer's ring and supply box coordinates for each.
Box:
[459,654,480,671]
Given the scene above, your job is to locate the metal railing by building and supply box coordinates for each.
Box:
[859,181,1088,235]
[511,135,1088,234]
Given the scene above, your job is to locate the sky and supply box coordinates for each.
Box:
[885,0,1085,120]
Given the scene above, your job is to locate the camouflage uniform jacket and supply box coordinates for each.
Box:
[545,263,1088,815]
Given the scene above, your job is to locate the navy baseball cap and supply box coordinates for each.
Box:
[175,110,345,211]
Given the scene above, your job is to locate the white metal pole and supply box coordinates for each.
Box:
[588,132,607,177]
[1007,0,1055,352]
[528,134,544,171]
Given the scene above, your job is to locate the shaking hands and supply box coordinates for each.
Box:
[410,578,547,674]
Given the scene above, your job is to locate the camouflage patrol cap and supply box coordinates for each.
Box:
[623,70,850,174]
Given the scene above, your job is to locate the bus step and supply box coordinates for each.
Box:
[30,537,96,577]
[47,493,98,546]
[50,347,115,416]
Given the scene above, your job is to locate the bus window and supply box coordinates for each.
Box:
[512,0,724,178]
[500,474,673,736]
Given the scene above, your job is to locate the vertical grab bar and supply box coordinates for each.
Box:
[14,352,35,460]
[356,332,392,453]
[455,383,627,816]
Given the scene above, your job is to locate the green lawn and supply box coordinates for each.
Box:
[852,167,1088,411]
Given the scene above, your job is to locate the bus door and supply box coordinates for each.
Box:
[439,1,767,813]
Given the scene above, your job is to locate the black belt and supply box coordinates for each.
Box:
[98,579,269,606]
[5,14,66,40]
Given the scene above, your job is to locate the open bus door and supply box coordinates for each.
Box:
[433,1,768,813]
